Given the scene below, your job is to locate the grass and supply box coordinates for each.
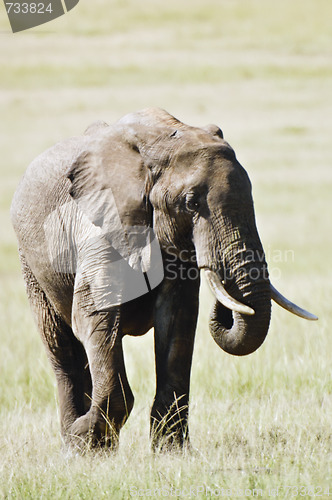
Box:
[0,0,331,498]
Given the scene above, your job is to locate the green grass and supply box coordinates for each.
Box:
[1,0,331,498]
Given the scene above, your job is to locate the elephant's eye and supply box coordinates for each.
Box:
[185,194,200,213]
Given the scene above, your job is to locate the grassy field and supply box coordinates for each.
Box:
[0,0,331,498]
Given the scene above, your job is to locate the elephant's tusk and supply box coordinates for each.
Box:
[205,269,255,316]
[270,284,318,321]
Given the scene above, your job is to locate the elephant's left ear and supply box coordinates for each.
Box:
[202,124,224,139]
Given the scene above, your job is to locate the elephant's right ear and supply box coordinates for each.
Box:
[67,150,102,203]
[67,145,143,230]
[67,109,181,226]
[67,154,120,245]
[66,125,157,235]
[66,142,151,263]
[65,134,165,309]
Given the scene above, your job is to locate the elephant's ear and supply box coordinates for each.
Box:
[66,126,165,311]
[67,129,147,230]
[67,131,147,253]
[84,120,109,136]
[202,124,224,139]
[67,108,185,227]
[67,150,100,201]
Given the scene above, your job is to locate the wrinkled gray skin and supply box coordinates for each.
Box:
[11,108,274,451]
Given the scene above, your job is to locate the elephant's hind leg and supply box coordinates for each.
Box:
[19,253,92,444]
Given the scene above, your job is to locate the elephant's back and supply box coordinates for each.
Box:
[13,137,85,214]
[11,135,91,241]
[10,135,93,322]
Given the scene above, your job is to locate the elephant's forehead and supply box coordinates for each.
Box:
[173,128,235,162]
[164,144,249,200]
[170,140,236,177]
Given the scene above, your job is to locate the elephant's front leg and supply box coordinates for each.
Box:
[70,305,134,451]
[151,261,200,450]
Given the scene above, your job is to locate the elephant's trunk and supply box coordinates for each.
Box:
[196,208,316,356]
[208,270,271,356]
[205,233,272,356]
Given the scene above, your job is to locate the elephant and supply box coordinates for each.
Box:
[11,108,317,451]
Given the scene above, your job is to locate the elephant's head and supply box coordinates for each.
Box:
[68,108,317,355]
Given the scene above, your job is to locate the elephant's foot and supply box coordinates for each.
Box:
[150,397,190,452]
[151,421,191,453]
[65,408,120,453]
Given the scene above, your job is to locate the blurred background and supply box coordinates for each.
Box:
[0,0,331,496]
